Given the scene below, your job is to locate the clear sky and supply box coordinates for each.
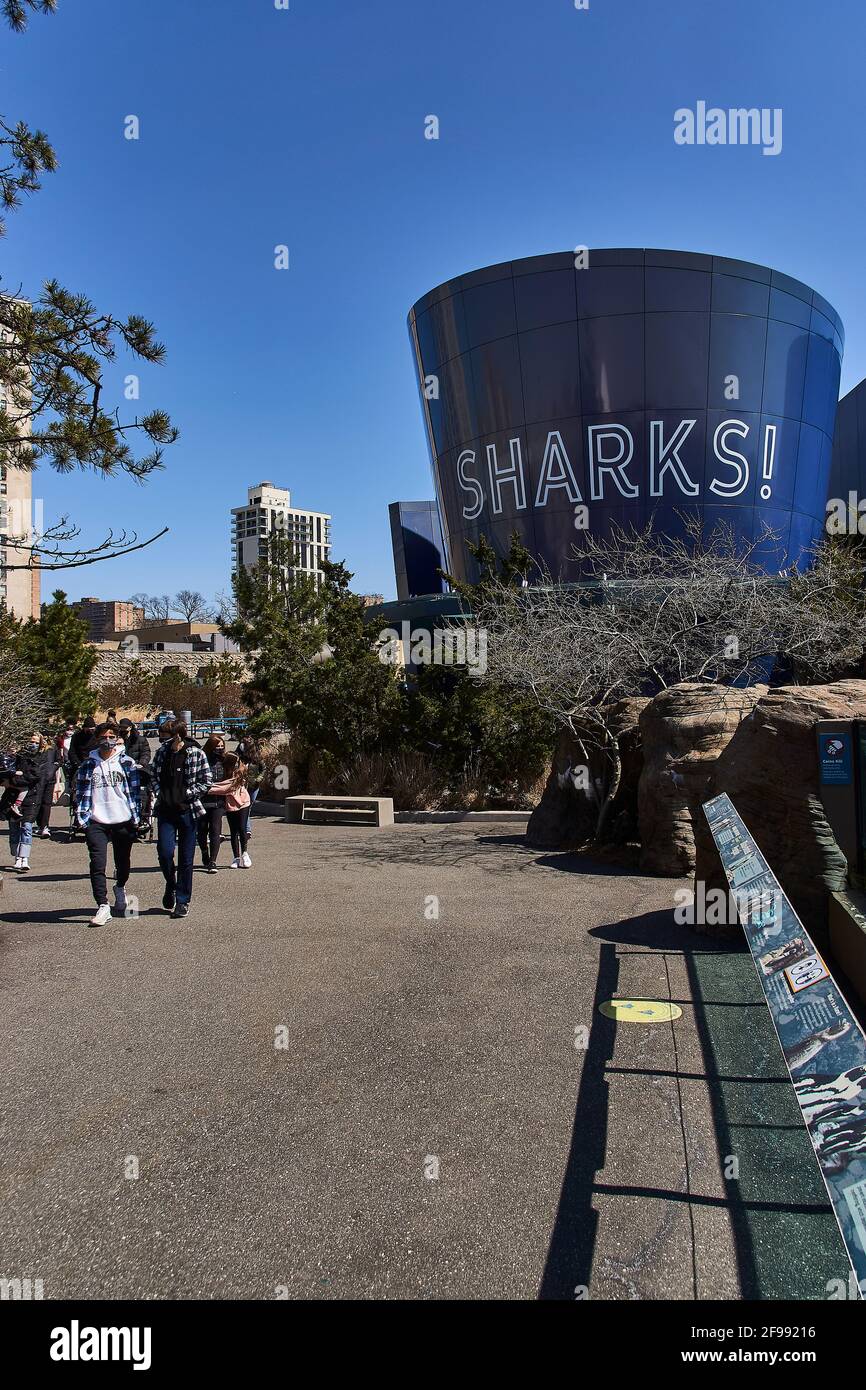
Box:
[4,0,866,606]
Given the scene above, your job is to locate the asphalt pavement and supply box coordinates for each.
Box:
[0,814,848,1299]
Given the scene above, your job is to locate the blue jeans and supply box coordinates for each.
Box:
[9,819,33,860]
[243,785,259,837]
[157,811,197,907]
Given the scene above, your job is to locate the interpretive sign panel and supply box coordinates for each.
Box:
[704,792,866,1294]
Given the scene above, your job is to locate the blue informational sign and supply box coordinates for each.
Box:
[704,792,866,1295]
[819,731,853,786]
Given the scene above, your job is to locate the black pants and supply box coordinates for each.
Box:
[85,819,136,906]
[36,780,54,832]
[227,810,248,858]
[197,805,223,866]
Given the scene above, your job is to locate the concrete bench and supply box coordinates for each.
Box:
[285,795,394,827]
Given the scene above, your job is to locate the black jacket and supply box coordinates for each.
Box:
[0,747,50,821]
[201,751,226,810]
[37,746,62,806]
[123,728,151,768]
[68,727,96,773]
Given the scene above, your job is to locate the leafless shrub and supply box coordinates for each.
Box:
[0,650,50,747]
[460,516,866,837]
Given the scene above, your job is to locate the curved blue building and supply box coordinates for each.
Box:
[408,249,843,585]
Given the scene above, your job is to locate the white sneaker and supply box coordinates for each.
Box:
[113,886,127,916]
[14,856,22,870]
[89,903,112,927]
[230,857,241,868]
[241,851,252,868]
[40,828,51,839]
[18,858,30,872]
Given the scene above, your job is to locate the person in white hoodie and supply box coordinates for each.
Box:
[74,721,143,928]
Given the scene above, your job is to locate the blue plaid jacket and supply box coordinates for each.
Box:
[151,739,212,819]
[75,752,142,827]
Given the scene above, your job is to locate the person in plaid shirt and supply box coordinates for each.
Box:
[75,721,143,928]
[151,718,212,919]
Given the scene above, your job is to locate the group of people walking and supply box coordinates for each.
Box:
[1,716,264,927]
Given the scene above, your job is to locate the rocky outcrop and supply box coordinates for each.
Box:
[526,697,648,850]
[638,683,766,875]
[693,681,866,938]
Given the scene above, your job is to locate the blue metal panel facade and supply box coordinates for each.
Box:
[408,249,843,585]
[388,500,446,600]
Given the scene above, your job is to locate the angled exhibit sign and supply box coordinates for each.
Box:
[703,792,866,1295]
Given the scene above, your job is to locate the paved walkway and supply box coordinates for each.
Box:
[0,816,847,1299]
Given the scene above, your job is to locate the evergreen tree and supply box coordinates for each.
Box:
[0,596,22,645]
[17,589,96,720]
[409,531,555,794]
[227,536,402,763]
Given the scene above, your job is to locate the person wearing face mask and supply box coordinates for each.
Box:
[74,721,142,928]
[1,731,48,872]
[150,718,212,919]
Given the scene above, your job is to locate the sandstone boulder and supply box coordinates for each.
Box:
[694,681,866,939]
[526,696,648,850]
[638,683,766,876]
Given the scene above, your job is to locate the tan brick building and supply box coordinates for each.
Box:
[74,597,144,642]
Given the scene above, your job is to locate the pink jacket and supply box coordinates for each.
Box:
[209,778,250,812]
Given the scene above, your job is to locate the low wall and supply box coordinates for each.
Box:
[90,651,252,689]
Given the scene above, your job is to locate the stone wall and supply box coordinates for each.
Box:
[90,650,251,690]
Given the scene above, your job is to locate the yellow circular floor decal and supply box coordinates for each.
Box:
[599,999,682,1023]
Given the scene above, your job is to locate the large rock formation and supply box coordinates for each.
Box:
[526,697,648,850]
[638,683,766,875]
[693,681,866,938]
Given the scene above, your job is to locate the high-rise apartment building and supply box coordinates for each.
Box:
[73,597,145,643]
[0,310,40,621]
[231,482,332,587]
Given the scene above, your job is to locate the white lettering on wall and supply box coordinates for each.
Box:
[486,437,526,514]
[588,424,638,501]
[650,418,699,497]
[710,419,750,498]
[534,431,583,507]
[457,449,484,520]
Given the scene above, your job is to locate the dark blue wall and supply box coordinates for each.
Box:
[829,377,866,503]
[408,249,843,584]
[389,500,446,599]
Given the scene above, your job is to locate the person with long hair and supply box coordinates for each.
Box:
[1,731,51,871]
[209,752,251,868]
[35,732,63,839]
[198,733,227,873]
[235,734,263,841]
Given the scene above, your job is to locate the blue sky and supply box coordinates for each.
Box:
[4,0,866,605]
